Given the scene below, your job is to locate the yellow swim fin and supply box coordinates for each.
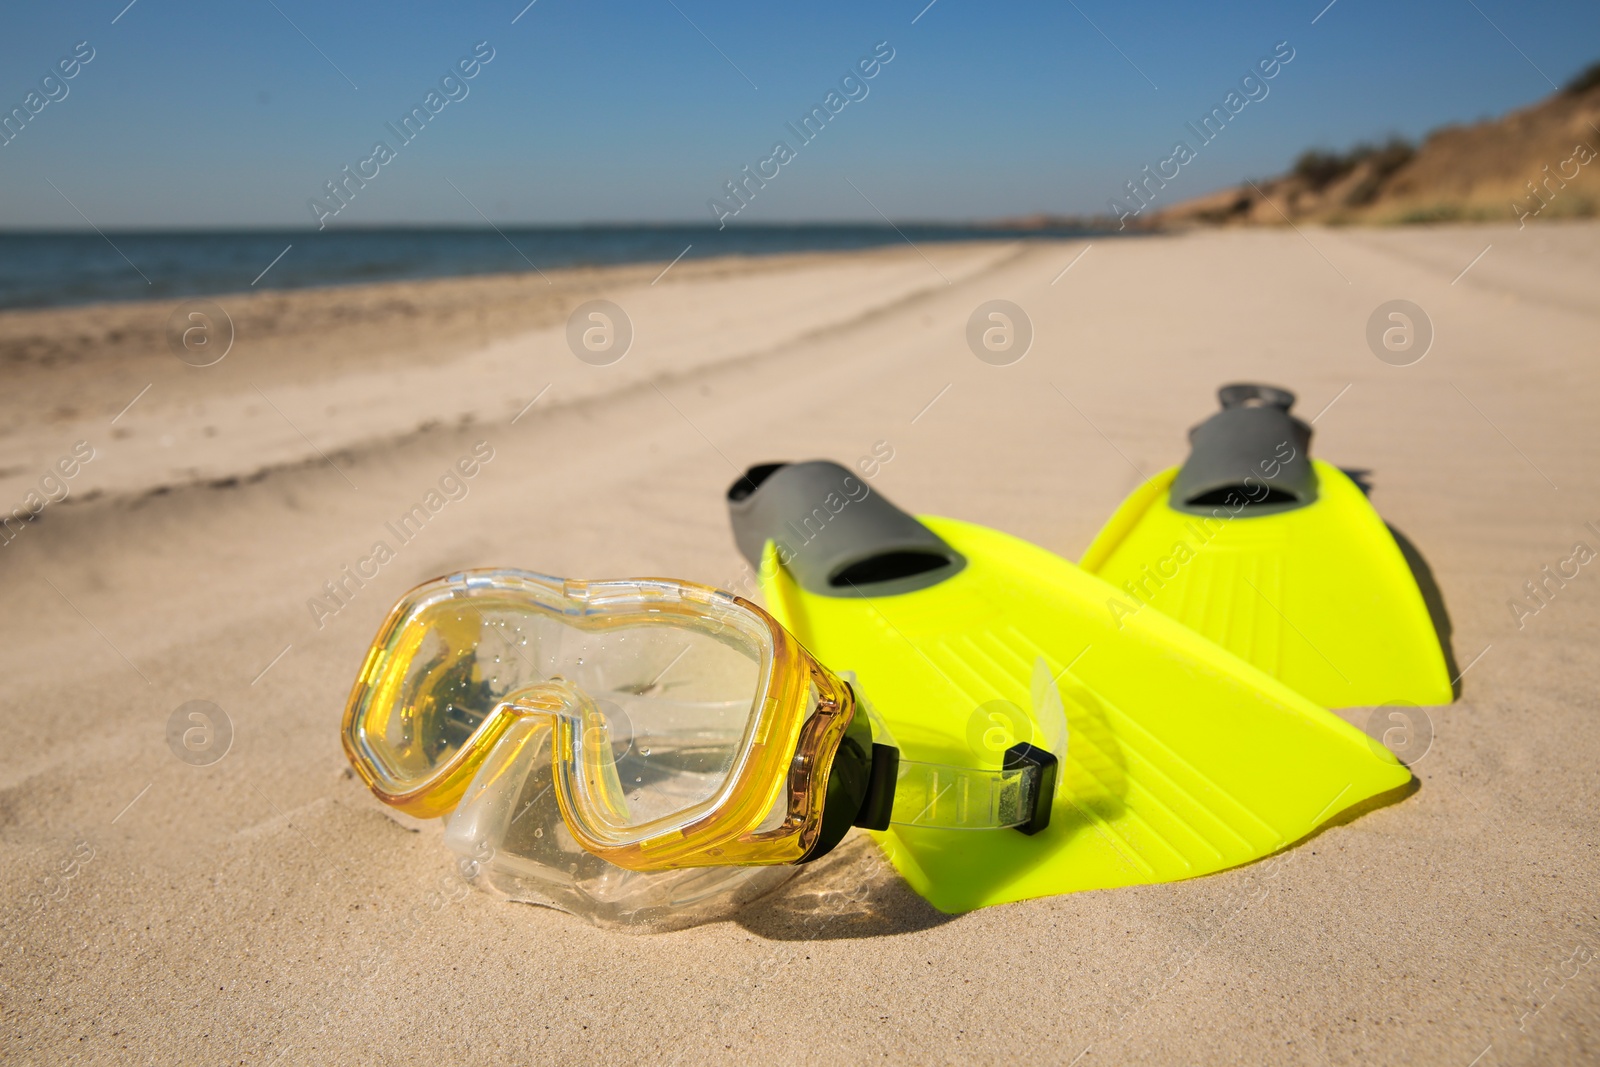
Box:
[1081,384,1455,709]
[727,461,1411,913]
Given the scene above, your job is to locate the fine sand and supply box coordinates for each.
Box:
[3,225,1597,1065]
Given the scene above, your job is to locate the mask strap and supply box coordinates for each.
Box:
[889,745,1056,834]
[846,675,1059,836]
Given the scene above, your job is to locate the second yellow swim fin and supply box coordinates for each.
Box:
[1081,384,1455,709]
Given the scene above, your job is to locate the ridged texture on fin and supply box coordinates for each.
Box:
[1081,461,1454,709]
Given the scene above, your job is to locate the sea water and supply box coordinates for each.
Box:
[0,223,1104,311]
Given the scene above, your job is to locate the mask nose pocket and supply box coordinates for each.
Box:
[443,715,556,870]
[443,708,798,931]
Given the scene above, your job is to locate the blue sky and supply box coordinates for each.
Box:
[0,0,1595,228]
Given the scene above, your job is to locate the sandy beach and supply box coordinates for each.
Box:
[3,225,1598,1064]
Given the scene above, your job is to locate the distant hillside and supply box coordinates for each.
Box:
[1153,61,1600,227]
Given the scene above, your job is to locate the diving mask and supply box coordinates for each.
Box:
[342,570,1057,921]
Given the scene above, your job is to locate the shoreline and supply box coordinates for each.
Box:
[0,224,1108,313]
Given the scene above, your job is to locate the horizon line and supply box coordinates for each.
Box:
[0,217,1115,236]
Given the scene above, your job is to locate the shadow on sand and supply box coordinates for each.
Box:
[1386,523,1463,697]
[734,838,957,941]
[1340,467,1462,697]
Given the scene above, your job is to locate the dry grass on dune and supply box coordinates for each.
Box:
[1156,64,1600,228]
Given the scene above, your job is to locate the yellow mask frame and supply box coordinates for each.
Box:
[341,570,864,870]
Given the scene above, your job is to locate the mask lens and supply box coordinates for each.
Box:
[586,621,762,828]
[355,600,500,789]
